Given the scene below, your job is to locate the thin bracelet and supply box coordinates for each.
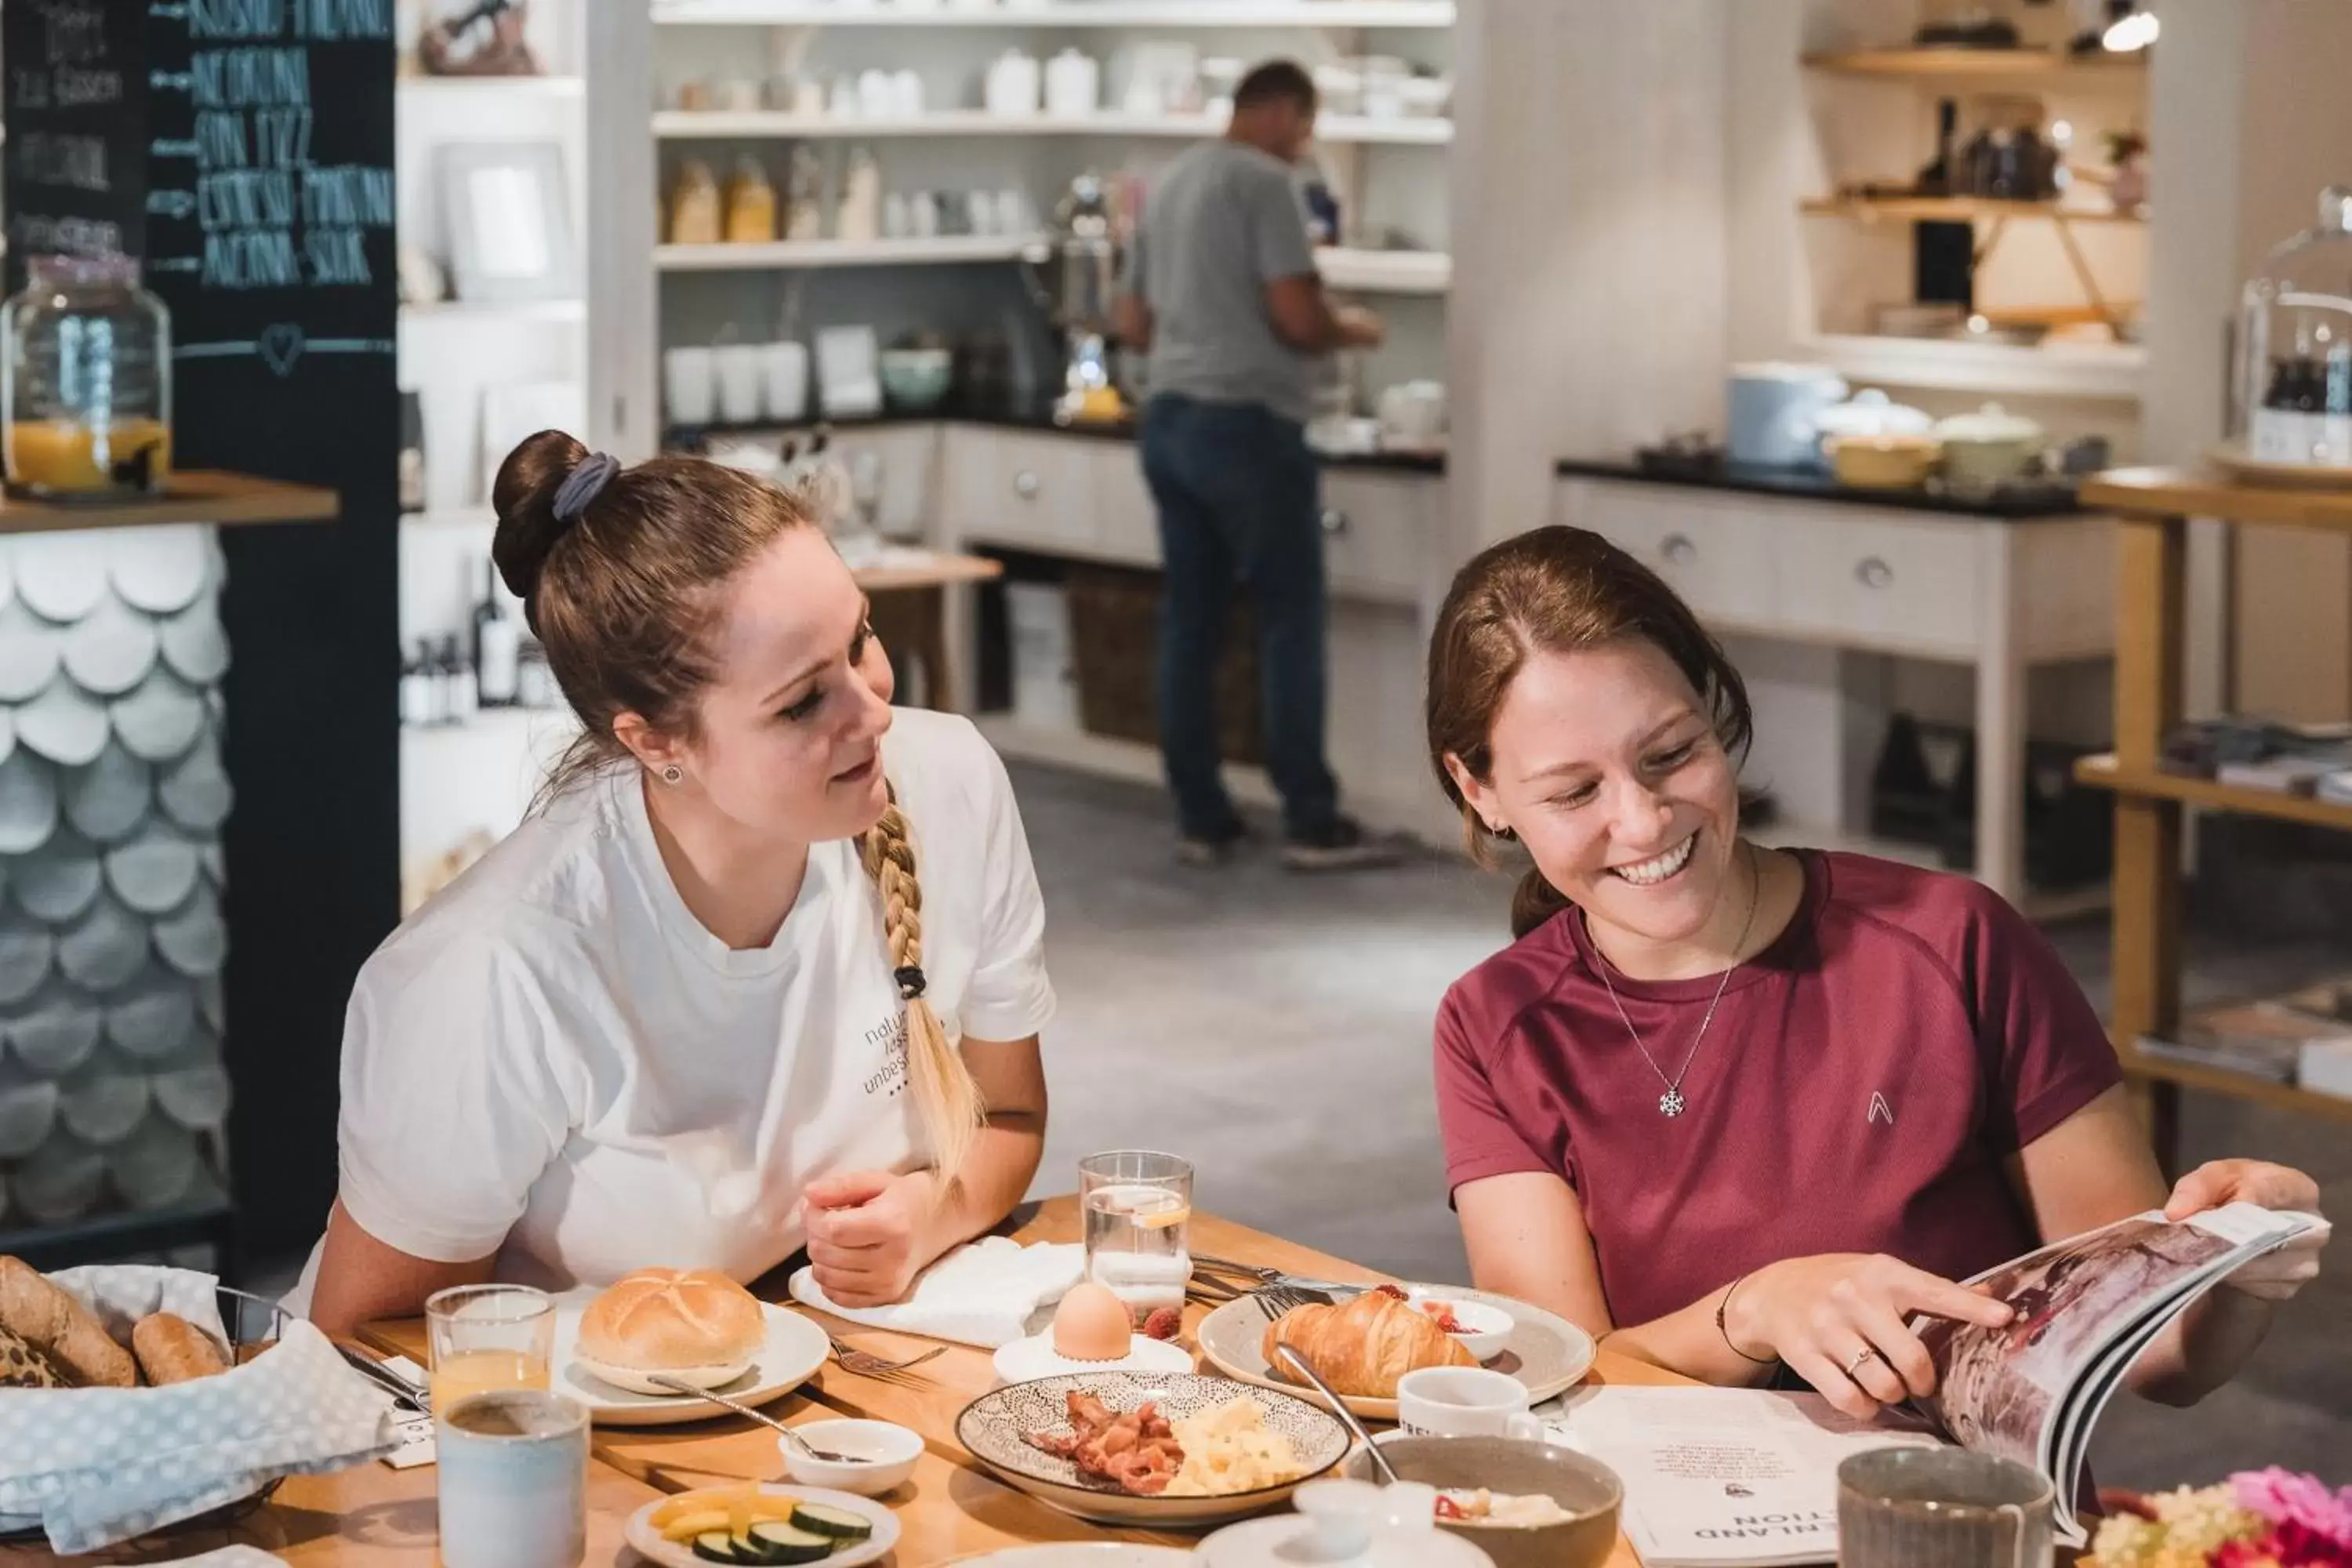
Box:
[1716,1272,1777,1365]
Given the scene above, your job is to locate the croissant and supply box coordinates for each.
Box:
[1260,1285,1474,1399]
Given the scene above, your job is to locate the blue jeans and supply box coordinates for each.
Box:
[1139,394,1340,840]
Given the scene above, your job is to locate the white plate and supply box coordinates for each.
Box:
[156,734,230,832]
[554,1299,829,1426]
[158,601,230,685]
[105,827,202,915]
[4,983,102,1075]
[1196,1285,1597,1423]
[0,909,56,1007]
[108,526,214,615]
[1193,1514,1496,1568]
[111,673,208,763]
[0,601,67,703]
[13,829,103,923]
[62,593,162,697]
[622,1483,898,1568]
[64,742,154,844]
[948,1549,1196,1567]
[13,534,110,622]
[152,887,227,978]
[17,678,113,767]
[57,894,151,993]
[992,1331,1196,1385]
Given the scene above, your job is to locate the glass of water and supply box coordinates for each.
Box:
[1079,1150,1193,1323]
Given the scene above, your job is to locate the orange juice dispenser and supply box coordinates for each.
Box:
[3,254,173,501]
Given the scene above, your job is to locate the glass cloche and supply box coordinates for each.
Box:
[2235,187,2352,470]
[2,254,173,501]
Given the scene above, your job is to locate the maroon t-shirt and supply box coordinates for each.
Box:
[1435,851,2122,1329]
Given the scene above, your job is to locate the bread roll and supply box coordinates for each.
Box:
[0,1322,68,1388]
[0,1256,135,1388]
[132,1311,230,1385]
[579,1269,764,1371]
[1261,1285,1475,1399]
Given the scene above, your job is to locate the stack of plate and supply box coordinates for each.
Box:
[0,526,232,1231]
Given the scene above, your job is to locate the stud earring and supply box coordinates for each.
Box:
[661,765,684,785]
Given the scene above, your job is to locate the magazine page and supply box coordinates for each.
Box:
[1546,1387,1941,1568]
[1917,1203,2318,1542]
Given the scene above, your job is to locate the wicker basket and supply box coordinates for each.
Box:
[1063,565,1264,765]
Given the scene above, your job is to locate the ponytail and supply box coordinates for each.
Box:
[859,786,985,1195]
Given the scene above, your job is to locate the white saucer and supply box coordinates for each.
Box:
[554,1299,828,1427]
[572,1351,754,1396]
[991,1330,1195,1385]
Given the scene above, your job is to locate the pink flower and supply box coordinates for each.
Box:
[2233,1471,2352,1549]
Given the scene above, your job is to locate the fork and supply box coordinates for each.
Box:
[825,1334,946,1379]
[1192,1255,1365,1297]
[1253,1283,1336,1320]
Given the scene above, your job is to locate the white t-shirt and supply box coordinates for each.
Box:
[284,710,1053,1310]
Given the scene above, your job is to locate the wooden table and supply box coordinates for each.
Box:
[855,551,1002,713]
[10,1203,1680,1566]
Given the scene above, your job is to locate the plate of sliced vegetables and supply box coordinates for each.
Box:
[624,1482,900,1567]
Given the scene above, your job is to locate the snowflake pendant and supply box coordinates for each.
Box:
[1659,1088,1686,1117]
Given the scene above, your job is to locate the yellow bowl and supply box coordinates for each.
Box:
[1826,433,1942,490]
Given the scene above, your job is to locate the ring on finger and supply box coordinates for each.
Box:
[1845,1345,1882,1378]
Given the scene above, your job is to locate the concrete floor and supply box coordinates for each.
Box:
[1011,760,2352,1489]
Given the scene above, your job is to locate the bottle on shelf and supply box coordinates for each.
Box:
[441,635,477,726]
[474,557,521,709]
[400,641,437,728]
[517,640,557,710]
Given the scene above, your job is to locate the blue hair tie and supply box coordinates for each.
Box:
[553,451,621,523]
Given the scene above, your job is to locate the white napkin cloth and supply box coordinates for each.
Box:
[787,1237,1084,1348]
[150,1550,288,1566]
[0,1265,397,1555]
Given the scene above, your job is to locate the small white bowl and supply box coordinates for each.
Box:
[1406,1289,1514,1363]
[778,1418,924,1496]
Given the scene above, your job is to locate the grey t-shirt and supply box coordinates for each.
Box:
[1126,140,1319,426]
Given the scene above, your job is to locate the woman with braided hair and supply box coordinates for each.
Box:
[289,433,1055,1334]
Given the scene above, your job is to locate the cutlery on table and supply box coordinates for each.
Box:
[1253,1283,1338,1318]
[824,1334,946,1379]
[1192,1255,1366,1297]
[1273,1342,1399,1486]
[641,1374,865,1464]
[335,1344,430,1414]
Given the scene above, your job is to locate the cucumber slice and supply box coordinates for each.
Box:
[788,1503,873,1542]
[746,1520,837,1564]
[691,1530,745,1563]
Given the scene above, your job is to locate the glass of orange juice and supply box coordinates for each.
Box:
[426,1284,555,1417]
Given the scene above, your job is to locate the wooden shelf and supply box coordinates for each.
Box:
[397,73,585,98]
[400,299,586,323]
[2080,467,2352,533]
[652,109,1451,145]
[1804,333,2143,401]
[2118,1040,2352,1126]
[652,1,1457,27]
[655,235,1039,270]
[1316,246,1450,293]
[2074,755,2352,834]
[1802,196,2147,225]
[1803,47,2147,82]
[0,471,339,535]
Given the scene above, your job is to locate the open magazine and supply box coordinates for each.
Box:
[1548,1203,2323,1568]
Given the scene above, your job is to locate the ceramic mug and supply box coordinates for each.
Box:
[1395,1367,1544,1441]
[436,1390,589,1568]
[1838,1447,2055,1568]
[761,342,810,423]
[662,347,717,426]
[714,345,764,425]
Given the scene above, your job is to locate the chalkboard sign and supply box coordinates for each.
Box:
[2,0,401,1262]
[3,0,150,291]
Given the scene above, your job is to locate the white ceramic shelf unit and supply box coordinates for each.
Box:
[652,2,1456,27]
[653,109,1451,144]
[654,236,1450,292]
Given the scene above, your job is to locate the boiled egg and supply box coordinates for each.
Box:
[1051,1281,1134,1362]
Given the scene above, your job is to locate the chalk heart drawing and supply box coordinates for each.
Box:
[258,324,306,379]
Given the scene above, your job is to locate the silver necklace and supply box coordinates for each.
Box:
[1595,844,1759,1117]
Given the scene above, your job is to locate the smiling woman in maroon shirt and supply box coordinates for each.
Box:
[1426,525,2331,1417]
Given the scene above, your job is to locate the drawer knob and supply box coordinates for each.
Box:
[1661,533,1697,564]
[1319,508,1351,536]
[1013,470,1042,499]
[1854,556,1894,590]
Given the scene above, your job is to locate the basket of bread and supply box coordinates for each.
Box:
[0,1255,398,1555]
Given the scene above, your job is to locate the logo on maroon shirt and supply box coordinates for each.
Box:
[1868,1091,1894,1126]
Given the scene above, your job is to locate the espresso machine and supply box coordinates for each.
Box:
[1022,173,1126,426]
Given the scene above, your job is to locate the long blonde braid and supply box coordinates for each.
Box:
[860,785,985,1193]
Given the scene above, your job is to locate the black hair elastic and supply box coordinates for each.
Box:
[895,964,927,1000]
[552,451,620,524]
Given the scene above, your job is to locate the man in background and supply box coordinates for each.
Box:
[1114,59,1393,872]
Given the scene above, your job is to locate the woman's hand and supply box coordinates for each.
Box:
[2164,1160,2330,1303]
[803,1170,943,1308]
[1726,1253,2015,1419]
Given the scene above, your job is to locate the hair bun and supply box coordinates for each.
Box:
[491,429,591,616]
